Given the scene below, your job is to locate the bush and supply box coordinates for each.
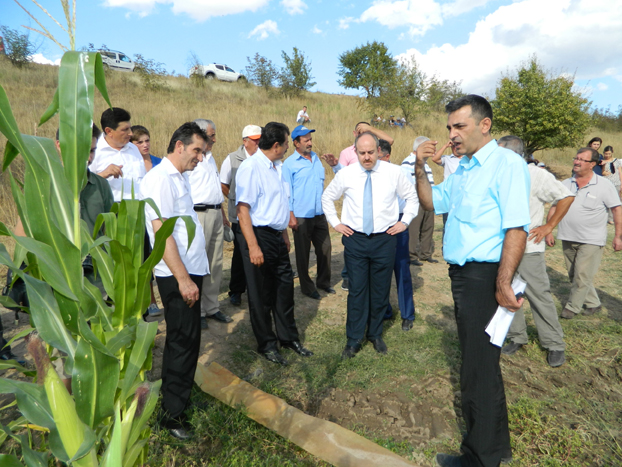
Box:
[0,26,37,68]
[245,53,279,89]
[278,47,316,97]
[133,53,168,91]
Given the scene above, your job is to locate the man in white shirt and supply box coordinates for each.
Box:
[90,107,146,202]
[188,119,232,329]
[322,132,418,359]
[296,106,310,124]
[498,136,574,368]
[220,125,262,306]
[140,122,209,440]
[236,122,313,366]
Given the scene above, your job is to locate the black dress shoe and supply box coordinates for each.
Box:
[207,311,233,323]
[435,453,463,467]
[341,343,362,360]
[168,426,193,440]
[0,352,26,366]
[229,293,242,306]
[341,279,349,291]
[293,270,299,278]
[401,319,414,331]
[262,350,288,366]
[200,317,209,330]
[321,287,336,294]
[303,290,321,300]
[369,338,388,354]
[281,341,314,357]
[410,259,423,266]
[424,258,439,263]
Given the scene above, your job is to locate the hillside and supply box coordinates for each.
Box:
[1,59,622,466]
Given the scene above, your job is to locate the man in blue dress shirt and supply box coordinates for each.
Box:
[282,125,335,300]
[236,122,313,366]
[414,95,530,467]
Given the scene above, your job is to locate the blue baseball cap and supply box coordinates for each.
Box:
[292,125,316,140]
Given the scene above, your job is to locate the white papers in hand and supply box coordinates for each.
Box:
[485,275,527,347]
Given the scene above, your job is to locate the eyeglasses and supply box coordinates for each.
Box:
[573,157,593,163]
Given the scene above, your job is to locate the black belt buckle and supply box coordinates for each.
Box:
[194,204,221,211]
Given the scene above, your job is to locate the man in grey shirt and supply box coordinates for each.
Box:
[550,147,622,319]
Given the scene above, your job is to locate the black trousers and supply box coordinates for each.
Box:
[343,231,396,347]
[449,262,511,467]
[292,214,332,295]
[156,274,203,421]
[229,222,247,295]
[241,227,300,353]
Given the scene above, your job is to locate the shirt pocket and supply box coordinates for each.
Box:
[452,186,490,224]
[582,193,600,210]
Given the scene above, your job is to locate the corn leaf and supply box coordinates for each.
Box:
[119,320,158,402]
[39,88,59,126]
[100,405,123,467]
[127,380,161,448]
[0,454,23,467]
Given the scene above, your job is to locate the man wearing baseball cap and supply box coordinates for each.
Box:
[220,125,262,306]
[282,125,335,300]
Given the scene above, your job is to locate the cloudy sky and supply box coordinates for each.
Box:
[3,0,621,111]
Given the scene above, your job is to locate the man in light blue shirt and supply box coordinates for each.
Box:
[414,95,530,467]
[282,125,335,300]
[236,122,313,366]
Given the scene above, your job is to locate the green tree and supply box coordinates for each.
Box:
[337,41,396,99]
[279,47,316,97]
[245,53,279,89]
[133,53,168,91]
[492,57,591,155]
[0,26,37,68]
[426,76,464,111]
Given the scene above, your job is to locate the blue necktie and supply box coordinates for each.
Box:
[363,170,373,235]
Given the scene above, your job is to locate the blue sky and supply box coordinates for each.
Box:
[3,0,621,112]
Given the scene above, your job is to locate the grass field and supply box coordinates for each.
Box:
[1,59,622,466]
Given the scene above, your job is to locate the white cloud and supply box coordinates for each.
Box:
[248,20,279,40]
[103,0,269,21]
[312,25,322,34]
[281,0,307,15]
[30,53,61,66]
[597,83,609,91]
[338,17,356,29]
[359,0,442,36]
[395,0,622,97]
[441,0,494,17]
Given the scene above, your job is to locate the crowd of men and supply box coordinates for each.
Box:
[2,94,621,467]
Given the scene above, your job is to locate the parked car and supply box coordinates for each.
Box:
[98,50,135,72]
[189,63,244,82]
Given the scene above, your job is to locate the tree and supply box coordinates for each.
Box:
[245,53,279,89]
[492,57,591,155]
[279,47,316,97]
[426,76,464,111]
[0,26,37,68]
[133,53,168,91]
[373,56,428,124]
[337,41,396,99]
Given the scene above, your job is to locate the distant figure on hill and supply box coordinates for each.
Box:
[296,106,310,124]
[91,107,146,202]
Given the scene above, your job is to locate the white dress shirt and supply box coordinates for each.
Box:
[140,157,209,277]
[186,151,225,205]
[235,150,290,230]
[525,165,574,254]
[91,136,146,202]
[322,160,419,233]
[440,155,462,180]
[219,148,251,184]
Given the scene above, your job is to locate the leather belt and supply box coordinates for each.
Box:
[194,204,221,211]
[255,226,283,235]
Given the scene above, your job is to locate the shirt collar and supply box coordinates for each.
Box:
[161,156,182,176]
[357,159,380,172]
[97,134,133,153]
[470,139,497,166]
[256,150,281,169]
[571,172,598,187]
[292,150,316,161]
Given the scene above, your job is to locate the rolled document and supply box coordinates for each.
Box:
[485,274,527,347]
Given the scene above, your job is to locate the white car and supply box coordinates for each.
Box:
[190,63,244,82]
[98,50,135,72]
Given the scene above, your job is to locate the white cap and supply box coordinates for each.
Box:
[242,125,261,140]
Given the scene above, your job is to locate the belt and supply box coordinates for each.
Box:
[255,226,283,235]
[352,230,387,238]
[194,204,221,211]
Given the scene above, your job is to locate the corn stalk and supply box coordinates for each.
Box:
[0,51,195,466]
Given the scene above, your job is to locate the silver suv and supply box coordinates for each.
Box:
[189,63,244,82]
[99,50,135,72]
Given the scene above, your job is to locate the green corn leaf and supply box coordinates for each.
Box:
[100,405,123,467]
[0,85,29,169]
[0,379,55,432]
[127,379,161,449]
[119,320,158,402]
[0,417,26,450]
[105,325,136,355]
[0,295,20,310]
[18,274,77,361]
[123,437,148,467]
[19,435,49,467]
[93,53,112,108]
[39,88,59,126]
[0,454,24,467]
[81,278,114,331]
[110,240,138,328]
[72,337,120,429]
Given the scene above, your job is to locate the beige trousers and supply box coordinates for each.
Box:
[197,209,224,317]
[562,241,604,314]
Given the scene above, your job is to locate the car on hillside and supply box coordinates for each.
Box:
[189,63,244,82]
[98,50,135,72]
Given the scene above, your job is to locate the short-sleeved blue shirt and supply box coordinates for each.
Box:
[432,139,531,265]
[282,151,325,218]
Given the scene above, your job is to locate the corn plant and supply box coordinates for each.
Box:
[0,51,194,466]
